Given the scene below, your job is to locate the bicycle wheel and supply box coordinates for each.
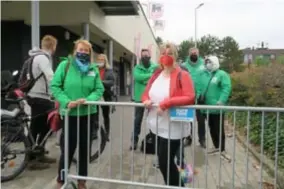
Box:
[1,125,30,182]
[72,126,107,164]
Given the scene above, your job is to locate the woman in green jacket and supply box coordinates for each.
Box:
[51,39,104,189]
[196,55,232,162]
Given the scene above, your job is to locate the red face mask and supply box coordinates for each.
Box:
[159,55,174,67]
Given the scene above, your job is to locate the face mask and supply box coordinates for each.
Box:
[205,62,214,71]
[190,54,198,62]
[75,58,89,73]
[141,56,150,67]
[76,52,90,64]
[97,62,104,68]
[160,55,174,67]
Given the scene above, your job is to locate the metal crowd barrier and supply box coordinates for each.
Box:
[61,101,284,189]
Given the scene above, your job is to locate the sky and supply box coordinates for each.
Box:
[140,0,284,49]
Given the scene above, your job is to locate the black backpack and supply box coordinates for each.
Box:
[18,54,48,93]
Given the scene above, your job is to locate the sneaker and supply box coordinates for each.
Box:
[28,161,50,170]
[221,151,231,162]
[55,142,60,148]
[38,155,57,164]
[207,148,220,155]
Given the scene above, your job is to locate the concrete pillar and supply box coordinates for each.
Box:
[131,54,136,100]
[107,40,114,68]
[82,23,90,41]
[31,0,40,48]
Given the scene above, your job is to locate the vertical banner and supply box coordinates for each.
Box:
[153,20,165,31]
[148,44,153,57]
[136,32,141,59]
[150,2,164,20]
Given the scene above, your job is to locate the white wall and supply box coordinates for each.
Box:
[89,3,159,62]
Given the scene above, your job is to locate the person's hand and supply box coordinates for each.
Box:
[143,100,153,109]
[157,107,164,116]
[67,101,78,109]
[76,98,86,105]
[216,101,223,105]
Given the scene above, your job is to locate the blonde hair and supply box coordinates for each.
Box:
[97,54,111,69]
[73,39,94,63]
[41,35,57,50]
[159,42,178,69]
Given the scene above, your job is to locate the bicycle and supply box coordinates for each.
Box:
[1,71,107,182]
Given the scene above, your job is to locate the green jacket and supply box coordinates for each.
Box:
[196,69,232,114]
[133,61,158,102]
[51,57,104,116]
[181,57,205,93]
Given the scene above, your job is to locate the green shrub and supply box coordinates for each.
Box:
[229,63,284,169]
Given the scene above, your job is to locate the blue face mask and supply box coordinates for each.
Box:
[75,52,90,73]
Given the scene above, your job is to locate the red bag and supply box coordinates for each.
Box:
[47,101,61,132]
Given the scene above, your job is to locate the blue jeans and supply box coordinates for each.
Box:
[131,106,145,144]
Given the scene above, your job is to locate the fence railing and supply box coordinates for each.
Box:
[61,101,284,189]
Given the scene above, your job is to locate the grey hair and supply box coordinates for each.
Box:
[189,47,199,54]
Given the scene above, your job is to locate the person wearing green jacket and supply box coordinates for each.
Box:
[130,49,158,150]
[180,47,206,148]
[51,40,104,189]
[196,55,231,161]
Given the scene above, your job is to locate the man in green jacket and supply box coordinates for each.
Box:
[196,55,232,161]
[130,49,158,150]
[180,47,206,148]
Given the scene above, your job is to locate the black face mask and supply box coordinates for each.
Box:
[141,56,151,67]
[190,54,198,62]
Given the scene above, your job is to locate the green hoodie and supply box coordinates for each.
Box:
[51,57,104,116]
[133,61,158,102]
[181,57,205,92]
[196,56,232,114]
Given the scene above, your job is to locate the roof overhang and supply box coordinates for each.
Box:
[95,1,139,16]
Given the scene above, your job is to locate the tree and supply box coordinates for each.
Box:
[219,36,244,73]
[177,39,195,62]
[197,35,222,57]
[156,36,163,45]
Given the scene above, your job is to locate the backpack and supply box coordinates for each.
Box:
[18,54,49,93]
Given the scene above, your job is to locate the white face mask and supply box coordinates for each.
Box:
[97,63,104,68]
[206,62,214,71]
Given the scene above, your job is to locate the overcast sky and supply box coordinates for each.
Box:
[141,0,284,49]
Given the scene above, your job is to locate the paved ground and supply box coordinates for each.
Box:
[2,96,272,189]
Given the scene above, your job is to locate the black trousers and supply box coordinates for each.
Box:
[57,114,94,182]
[28,97,53,150]
[94,105,110,134]
[204,113,225,151]
[158,136,184,187]
[196,110,206,143]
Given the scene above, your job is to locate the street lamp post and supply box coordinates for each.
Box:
[194,3,204,48]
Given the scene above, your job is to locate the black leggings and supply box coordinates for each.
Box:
[57,114,94,183]
[94,105,110,134]
[158,136,184,187]
[205,113,225,151]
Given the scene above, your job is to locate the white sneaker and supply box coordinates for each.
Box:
[153,158,159,169]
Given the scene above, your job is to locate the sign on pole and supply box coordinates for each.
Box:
[153,20,165,31]
[150,2,164,20]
